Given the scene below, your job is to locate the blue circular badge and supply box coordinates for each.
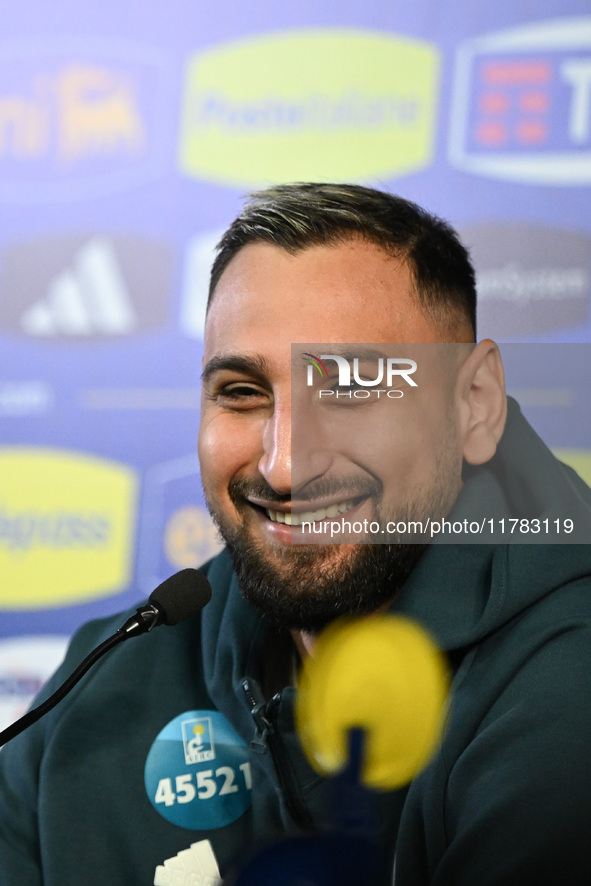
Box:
[144,710,252,830]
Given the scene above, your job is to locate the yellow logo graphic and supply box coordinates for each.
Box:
[0,448,137,609]
[0,63,144,164]
[164,505,222,570]
[179,29,439,186]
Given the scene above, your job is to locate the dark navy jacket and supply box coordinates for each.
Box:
[2,400,591,885]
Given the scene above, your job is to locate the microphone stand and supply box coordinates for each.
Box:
[0,602,162,749]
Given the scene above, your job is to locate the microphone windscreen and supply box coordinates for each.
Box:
[149,569,212,626]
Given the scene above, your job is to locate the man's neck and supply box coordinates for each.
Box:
[291,629,317,661]
[290,598,400,663]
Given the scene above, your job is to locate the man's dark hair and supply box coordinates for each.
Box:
[208,182,476,337]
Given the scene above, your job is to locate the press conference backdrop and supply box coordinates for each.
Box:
[1,1,590,730]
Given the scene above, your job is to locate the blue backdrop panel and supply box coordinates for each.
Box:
[0,1,590,729]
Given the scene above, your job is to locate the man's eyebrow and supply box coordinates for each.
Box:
[201,354,271,383]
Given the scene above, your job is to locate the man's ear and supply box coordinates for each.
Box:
[456,340,507,465]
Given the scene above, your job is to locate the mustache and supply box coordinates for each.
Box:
[228,474,382,507]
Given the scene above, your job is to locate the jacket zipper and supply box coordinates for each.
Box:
[242,679,313,830]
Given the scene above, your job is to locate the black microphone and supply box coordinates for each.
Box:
[120,568,212,636]
[0,568,212,749]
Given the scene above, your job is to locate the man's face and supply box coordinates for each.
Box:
[199,239,469,631]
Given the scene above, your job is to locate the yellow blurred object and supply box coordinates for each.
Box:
[295,615,450,790]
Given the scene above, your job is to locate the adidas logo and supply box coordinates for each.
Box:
[154,839,221,886]
[180,229,224,340]
[21,237,138,336]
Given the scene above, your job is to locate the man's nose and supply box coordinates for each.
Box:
[258,399,334,496]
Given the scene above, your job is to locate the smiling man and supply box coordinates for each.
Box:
[198,187,505,647]
[2,183,591,886]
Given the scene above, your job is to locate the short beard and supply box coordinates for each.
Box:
[205,473,435,633]
[223,533,427,633]
[203,387,462,633]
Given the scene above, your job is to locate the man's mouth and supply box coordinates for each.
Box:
[265,498,359,526]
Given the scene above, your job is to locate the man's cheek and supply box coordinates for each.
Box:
[198,425,259,486]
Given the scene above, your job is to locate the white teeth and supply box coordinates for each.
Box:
[299,511,316,524]
[265,499,356,526]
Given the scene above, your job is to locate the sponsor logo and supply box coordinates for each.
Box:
[460,223,591,335]
[0,635,69,731]
[0,39,167,200]
[180,229,224,340]
[0,447,137,608]
[164,506,222,571]
[449,17,591,183]
[182,716,215,764]
[0,234,172,340]
[179,29,439,186]
[154,840,221,886]
[138,455,222,594]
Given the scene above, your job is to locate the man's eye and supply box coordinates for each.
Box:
[222,384,260,397]
[217,383,267,404]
